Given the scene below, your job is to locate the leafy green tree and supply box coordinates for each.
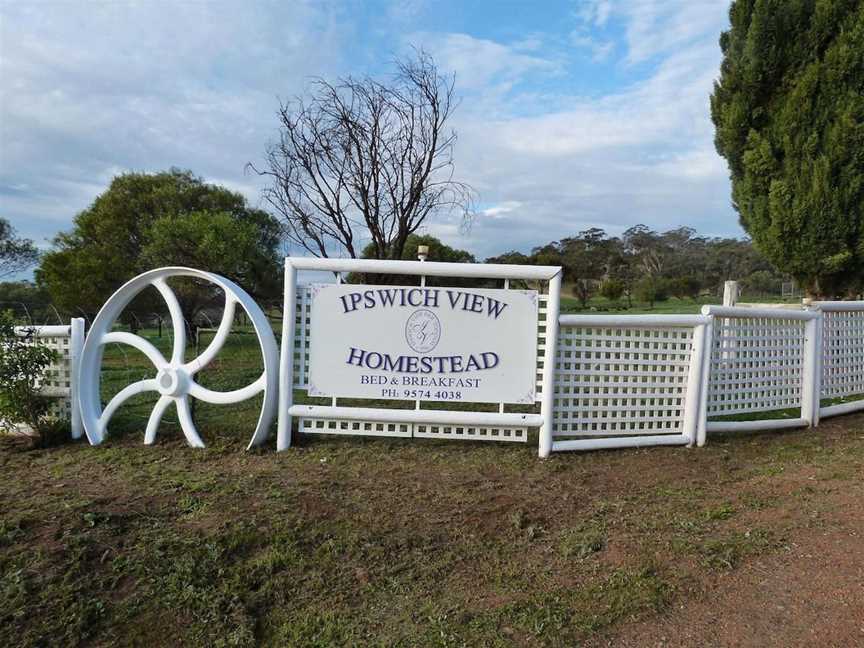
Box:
[485,250,531,265]
[560,228,617,308]
[743,269,780,296]
[0,218,39,278]
[0,281,55,325]
[711,0,864,296]
[529,243,564,268]
[634,277,670,309]
[37,170,282,322]
[354,234,474,285]
[373,233,475,264]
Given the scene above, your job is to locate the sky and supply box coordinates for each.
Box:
[0,0,737,264]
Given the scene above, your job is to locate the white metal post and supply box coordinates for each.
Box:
[682,321,706,446]
[538,270,562,458]
[69,317,85,439]
[696,317,714,447]
[801,310,821,427]
[277,260,297,451]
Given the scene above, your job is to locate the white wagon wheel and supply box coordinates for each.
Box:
[78,267,279,449]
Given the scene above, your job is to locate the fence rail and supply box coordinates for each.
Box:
[30,261,864,460]
[551,314,708,452]
[815,301,864,419]
[549,301,864,454]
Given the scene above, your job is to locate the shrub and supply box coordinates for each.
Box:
[0,311,63,445]
[670,277,701,300]
[599,278,625,302]
[634,277,670,308]
[743,270,778,296]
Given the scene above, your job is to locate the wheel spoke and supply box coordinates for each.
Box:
[144,396,174,445]
[176,396,205,448]
[99,379,159,434]
[102,332,167,368]
[184,296,236,374]
[153,278,186,365]
[188,374,265,405]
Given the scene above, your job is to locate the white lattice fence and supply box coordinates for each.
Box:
[815,301,864,418]
[700,306,819,437]
[5,320,85,438]
[550,315,708,452]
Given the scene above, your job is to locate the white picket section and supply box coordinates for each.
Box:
[698,305,820,441]
[551,302,864,453]
[550,315,708,452]
[815,301,864,418]
[7,320,85,438]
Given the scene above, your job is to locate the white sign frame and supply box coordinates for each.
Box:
[277,257,562,454]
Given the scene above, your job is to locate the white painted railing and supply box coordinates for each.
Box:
[814,301,864,419]
[550,314,709,453]
[8,320,85,438]
[59,255,863,458]
[697,305,821,442]
[550,302,864,454]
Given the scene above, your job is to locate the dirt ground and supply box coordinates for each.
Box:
[1,413,863,647]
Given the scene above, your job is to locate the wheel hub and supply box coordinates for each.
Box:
[155,367,189,397]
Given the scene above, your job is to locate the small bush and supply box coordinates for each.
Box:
[0,311,65,445]
[634,277,669,307]
[670,276,701,300]
[599,278,625,301]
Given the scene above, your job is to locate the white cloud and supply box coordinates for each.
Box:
[406,32,559,93]
[0,0,736,267]
[0,1,346,243]
[612,0,729,65]
[439,29,733,258]
[481,202,523,219]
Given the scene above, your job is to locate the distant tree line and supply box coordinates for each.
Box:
[485,225,787,308]
[2,211,791,323]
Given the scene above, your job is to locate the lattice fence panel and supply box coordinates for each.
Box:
[8,326,75,428]
[707,316,806,416]
[292,284,313,389]
[552,325,695,438]
[299,417,412,437]
[415,424,527,442]
[821,309,864,400]
[535,293,549,401]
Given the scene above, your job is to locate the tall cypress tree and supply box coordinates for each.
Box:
[711,0,864,296]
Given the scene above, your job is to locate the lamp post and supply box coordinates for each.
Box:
[417,245,429,262]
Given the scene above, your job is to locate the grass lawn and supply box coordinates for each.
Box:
[2,327,864,646]
[2,413,863,647]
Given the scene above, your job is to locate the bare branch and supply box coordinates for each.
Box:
[251,50,475,260]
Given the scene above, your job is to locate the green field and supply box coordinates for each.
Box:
[558,293,798,315]
[2,324,864,646]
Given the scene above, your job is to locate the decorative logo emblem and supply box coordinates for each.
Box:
[405,309,441,353]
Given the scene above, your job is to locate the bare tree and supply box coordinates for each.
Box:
[252,51,474,260]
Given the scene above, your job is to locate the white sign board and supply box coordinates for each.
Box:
[308,284,538,404]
